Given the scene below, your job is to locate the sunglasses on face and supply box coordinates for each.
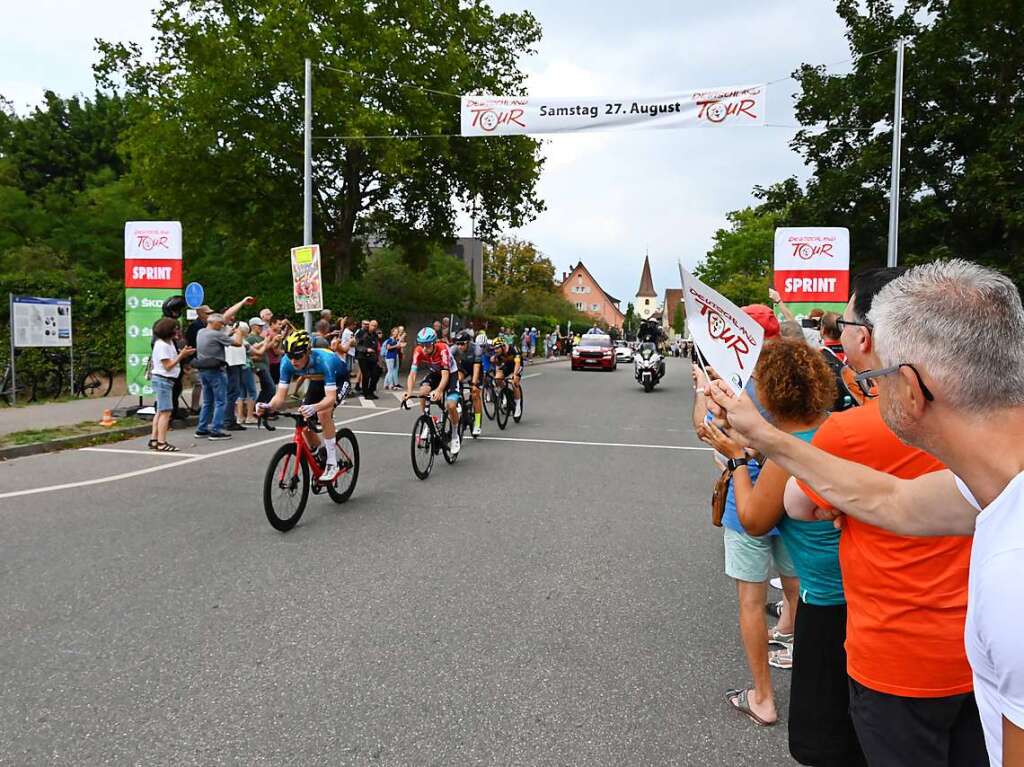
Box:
[287,351,307,361]
[853,363,935,402]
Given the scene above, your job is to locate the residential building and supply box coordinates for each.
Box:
[662,288,684,337]
[559,261,625,329]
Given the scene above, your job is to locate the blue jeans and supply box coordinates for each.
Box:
[198,368,228,433]
[240,367,259,400]
[225,366,243,425]
[384,356,398,387]
[255,367,275,403]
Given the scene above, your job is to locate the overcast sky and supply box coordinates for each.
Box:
[1,0,860,305]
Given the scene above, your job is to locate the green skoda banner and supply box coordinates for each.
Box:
[124,288,179,397]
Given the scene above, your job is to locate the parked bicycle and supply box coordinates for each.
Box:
[258,411,360,532]
[0,349,113,404]
[402,394,459,480]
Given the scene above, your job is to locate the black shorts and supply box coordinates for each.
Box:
[422,371,458,397]
[498,361,517,377]
[302,377,349,407]
[789,601,866,766]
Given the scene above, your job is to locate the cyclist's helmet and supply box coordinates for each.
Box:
[161,295,187,318]
[417,327,438,345]
[453,329,473,345]
[491,337,506,349]
[283,330,312,357]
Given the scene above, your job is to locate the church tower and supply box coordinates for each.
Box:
[635,253,657,320]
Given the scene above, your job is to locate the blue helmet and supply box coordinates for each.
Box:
[417,327,438,345]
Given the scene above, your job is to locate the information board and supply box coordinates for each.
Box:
[12,295,72,348]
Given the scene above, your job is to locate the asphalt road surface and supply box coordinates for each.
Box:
[0,357,794,766]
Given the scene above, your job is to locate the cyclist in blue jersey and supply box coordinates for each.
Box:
[257,330,350,481]
[452,329,484,437]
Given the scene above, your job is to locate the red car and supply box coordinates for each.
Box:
[571,333,617,371]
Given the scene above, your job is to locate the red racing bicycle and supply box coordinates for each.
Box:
[259,411,360,531]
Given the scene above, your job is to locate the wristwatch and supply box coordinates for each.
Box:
[726,456,748,473]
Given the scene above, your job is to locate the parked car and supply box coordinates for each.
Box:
[571,333,616,371]
[614,341,634,363]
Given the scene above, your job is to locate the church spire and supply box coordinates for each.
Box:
[636,253,656,298]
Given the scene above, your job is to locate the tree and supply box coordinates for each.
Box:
[623,302,636,334]
[482,236,555,295]
[672,303,685,336]
[759,0,1024,281]
[96,0,546,282]
[694,207,779,306]
[361,246,470,312]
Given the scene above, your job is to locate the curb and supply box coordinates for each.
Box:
[0,416,197,462]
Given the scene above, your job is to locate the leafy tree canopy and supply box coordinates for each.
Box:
[96,0,547,282]
[482,236,555,295]
[694,207,780,307]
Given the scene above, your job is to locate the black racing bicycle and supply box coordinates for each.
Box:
[402,395,459,480]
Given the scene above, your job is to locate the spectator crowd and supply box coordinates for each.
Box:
[690,261,1023,767]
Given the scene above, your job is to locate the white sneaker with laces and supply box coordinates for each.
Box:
[450,433,461,455]
[320,463,340,483]
[472,424,482,437]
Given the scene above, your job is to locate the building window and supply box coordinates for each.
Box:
[591,303,599,311]
[585,286,591,294]
[575,302,584,310]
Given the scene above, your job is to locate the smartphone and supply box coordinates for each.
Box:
[801,318,820,329]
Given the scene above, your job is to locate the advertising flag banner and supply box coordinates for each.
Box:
[680,265,765,394]
[773,227,850,305]
[124,222,183,397]
[461,84,766,136]
[290,244,324,313]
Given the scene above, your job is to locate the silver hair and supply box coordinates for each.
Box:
[870,259,1024,411]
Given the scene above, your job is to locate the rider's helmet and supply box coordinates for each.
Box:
[491,336,506,349]
[453,329,473,345]
[161,295,187,319]
[417,327,438,345]
[283,329,312,357]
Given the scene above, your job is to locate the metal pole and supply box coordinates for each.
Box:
[886,38,905,268]
[8,294,15,406]
[303,57,314,334]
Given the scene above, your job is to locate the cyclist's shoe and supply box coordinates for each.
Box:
[472,424,482,437]
[450,433,461,455]
[208,432,232,441]
[320,463,340,483]
[514,400,523,418]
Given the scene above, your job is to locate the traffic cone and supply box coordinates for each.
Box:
[99,408,117,427]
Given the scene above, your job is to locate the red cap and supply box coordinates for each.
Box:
[742,304,780,339]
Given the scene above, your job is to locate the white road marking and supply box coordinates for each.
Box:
[80,447,203,458]
[352,430,712,452]
[0,408,401,501]
[522,372,543,379]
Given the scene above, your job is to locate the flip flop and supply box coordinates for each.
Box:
[768,626,793,646]
[725,688,777,727]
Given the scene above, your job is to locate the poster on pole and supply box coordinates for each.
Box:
[461,84,766,136]
[680,265,765,395]
[125,221,183,397]
[290,244,324,313]
[773,227,850,308]
[12,295,72,348]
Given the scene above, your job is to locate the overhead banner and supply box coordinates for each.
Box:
[680,265,765,395]
[125,221,182,398]
[290,244,324,313]
[773,227,850,304]
[461,84,766,136]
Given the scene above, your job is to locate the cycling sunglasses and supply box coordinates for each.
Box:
[286,350,308,361]
[853,363,934,402]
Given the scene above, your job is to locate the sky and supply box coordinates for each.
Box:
[0,0,861,306]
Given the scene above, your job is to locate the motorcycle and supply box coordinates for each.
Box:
[634,342,665,392]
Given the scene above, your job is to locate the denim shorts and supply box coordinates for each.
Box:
[240,367,258,400]
[724,526,797,583]
[151,374,175,412]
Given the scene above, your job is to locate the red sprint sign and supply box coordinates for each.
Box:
[774,269,849,303]
[125,258,183,289]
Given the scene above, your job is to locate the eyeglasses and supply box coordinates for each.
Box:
[835,318,872,332]
[853,363,934,402]
[286,351,307,361]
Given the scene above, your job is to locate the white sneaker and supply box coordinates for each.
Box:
[514,401,522,418]
[472,424,482,437]
[320,463,340,483]
[450,433,461,455]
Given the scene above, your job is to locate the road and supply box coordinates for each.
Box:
[0,357,793,766]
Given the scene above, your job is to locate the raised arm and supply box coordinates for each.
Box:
[768,288,796,322]
[706,380,978,536]
[223,296,255,323]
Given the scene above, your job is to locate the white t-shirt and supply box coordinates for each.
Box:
[152,339,180,379]
[955,471,1024,767]
[341,328,355,359]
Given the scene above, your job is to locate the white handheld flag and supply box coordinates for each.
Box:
[679,264,765,394]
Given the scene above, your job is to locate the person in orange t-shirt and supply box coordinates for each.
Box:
[784,268,984,766]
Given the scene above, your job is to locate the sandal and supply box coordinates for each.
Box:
[725,688,777,727]
[147,439,159,450]
[155,442,179,452]
[768,626,793,646]
[769,646,793,670]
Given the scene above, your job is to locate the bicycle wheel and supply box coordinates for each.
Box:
[411,414,435,480]
[482,381,496,420]
[78,368,113,398]
[441,414,458,465]
[512,386,524,423]
[326,428,360,503]
[263,443,310,531]
[32,367,64,401]
[495,388,511,430]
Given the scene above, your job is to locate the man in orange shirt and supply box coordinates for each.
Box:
[780,268,984,765]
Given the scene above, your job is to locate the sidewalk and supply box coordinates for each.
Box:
[0,356,567,438]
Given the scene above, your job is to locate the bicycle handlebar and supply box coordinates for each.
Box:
[256,410,321,432]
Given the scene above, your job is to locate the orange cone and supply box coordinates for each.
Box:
[99,408,117,427]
